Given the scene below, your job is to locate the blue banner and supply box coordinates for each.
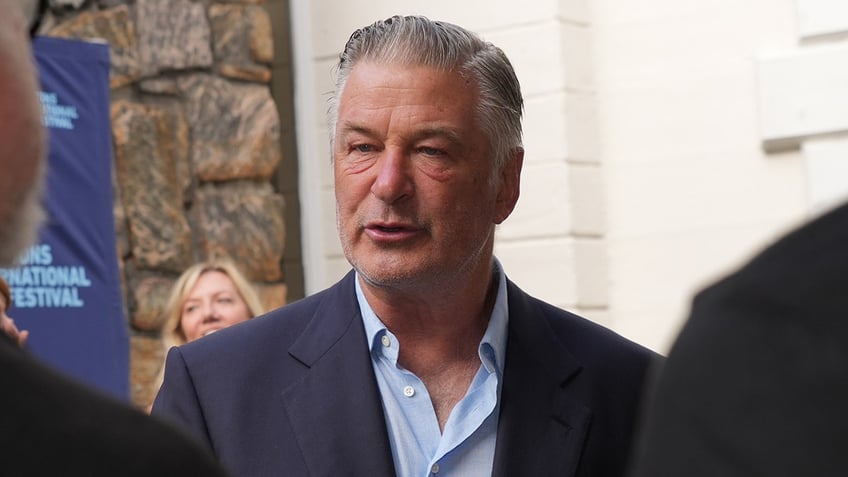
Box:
[0,37,128,400]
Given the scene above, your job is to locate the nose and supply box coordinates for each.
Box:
[200,302,220,323]
[370,149,413,204]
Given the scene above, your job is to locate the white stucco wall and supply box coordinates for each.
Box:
[593,1,810,351]
[291,0,846,353]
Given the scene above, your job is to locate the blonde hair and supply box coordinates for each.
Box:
[160,258,264,350]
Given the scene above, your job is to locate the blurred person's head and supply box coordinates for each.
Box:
[0,0,48,266]
[161,259,264,349]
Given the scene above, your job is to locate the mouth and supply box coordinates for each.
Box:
[364,221,422,242]
[373,225,406,233]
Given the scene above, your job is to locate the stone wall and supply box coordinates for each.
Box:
[39,0,287,409]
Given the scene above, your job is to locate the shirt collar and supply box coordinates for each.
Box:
[356,259,509,377]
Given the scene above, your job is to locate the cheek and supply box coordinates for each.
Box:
[441,186,497,231]
[179,314,197,335]
[335,176,367,207]
[228,304,252,323]
[334,186,365,230]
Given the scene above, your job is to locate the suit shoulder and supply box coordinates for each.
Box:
[189,282,335,343]
[508,286,659,387]
[690,201,848,330]
[176,277,354,373]
[534,294,652,358]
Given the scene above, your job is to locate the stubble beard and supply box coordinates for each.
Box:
[336,203,430,290]
[337,206,493,295]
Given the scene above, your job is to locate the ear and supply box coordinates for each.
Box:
[493,147,524,225]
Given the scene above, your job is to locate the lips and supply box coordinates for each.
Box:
[374,225,404,232]
[364,221,422,242]
[367,221,415,232]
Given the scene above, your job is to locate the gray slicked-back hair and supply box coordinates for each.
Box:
[328,15,524,173]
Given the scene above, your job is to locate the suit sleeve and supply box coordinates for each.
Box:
[151,346,215,452]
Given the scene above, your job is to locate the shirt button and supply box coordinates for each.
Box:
[403,385,415,397]
[431,463,440,474]
[381,335,391,347]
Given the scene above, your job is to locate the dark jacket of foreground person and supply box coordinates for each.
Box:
[630,202,848,477]
[0,333,230,476]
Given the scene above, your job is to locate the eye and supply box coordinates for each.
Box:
[417,146,446,157]
[352,143,375,153]
[217,297,234,304]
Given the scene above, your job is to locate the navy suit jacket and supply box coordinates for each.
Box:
[153,271,656,477]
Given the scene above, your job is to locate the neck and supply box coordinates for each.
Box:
[358,259,499,431]
[359,257,498,371]
[360,258,496,337]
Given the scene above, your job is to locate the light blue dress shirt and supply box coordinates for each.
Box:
[356,261,509,477]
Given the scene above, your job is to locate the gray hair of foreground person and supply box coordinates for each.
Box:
[0,0,46,267]
[326,14,524,175]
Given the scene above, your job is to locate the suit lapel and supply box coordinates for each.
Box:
[493,281,590,477]
[280,272,396,476]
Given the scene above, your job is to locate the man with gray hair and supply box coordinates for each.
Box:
[154,15,656,477]
[0,0,230,474]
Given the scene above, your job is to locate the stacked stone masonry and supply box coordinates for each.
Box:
[42,0,286,409]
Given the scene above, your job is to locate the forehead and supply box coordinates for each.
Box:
[188,270,236,295]
[337,62,480,126]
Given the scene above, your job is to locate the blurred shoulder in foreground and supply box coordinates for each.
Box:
[630,202,848,477]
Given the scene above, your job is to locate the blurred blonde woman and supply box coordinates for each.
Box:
[162,259,264,349]
[151,259,263,409]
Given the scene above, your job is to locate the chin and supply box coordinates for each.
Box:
[355,260,446,291]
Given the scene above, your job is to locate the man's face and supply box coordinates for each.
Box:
[333,62,521,292]
[0,0,46,266]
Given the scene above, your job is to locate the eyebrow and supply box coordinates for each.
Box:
[337,122,375,139]
[410,127,463,145]
[187,290,235,299]
[338,122,464,145]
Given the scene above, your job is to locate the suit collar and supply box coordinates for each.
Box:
[504,279,582,381]
[281,271,397,476]
[281,274,591,477]
[493,280,589,477]
[287,270,361,366]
